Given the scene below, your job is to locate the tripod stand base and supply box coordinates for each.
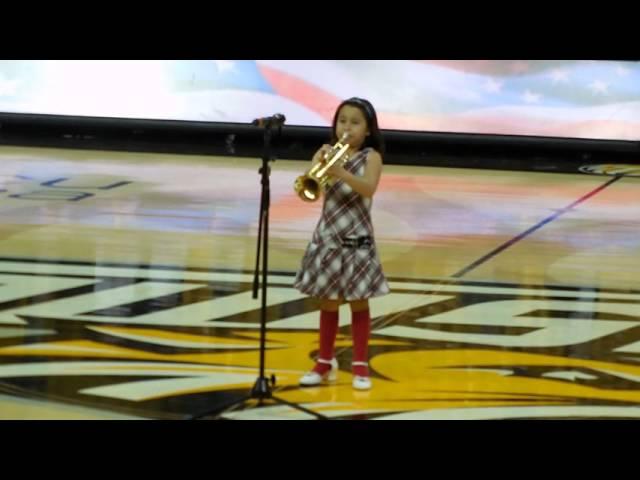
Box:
[251,376,273,398]
[187,375,329,420]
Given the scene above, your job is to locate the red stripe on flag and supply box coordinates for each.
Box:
[416,60,541,76]
[257,64,341,122]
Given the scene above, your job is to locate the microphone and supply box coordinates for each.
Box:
[252,113,286,128]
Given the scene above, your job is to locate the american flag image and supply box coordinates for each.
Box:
[0,60,638,141]
[177,60,640,140]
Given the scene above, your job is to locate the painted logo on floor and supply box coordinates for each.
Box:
[0,259,639,419]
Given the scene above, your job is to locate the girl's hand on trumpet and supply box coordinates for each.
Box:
[311,144,333,168]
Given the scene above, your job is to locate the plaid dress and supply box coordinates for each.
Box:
[294,147,389,301]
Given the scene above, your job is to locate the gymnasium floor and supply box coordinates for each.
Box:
[0,144,638,419]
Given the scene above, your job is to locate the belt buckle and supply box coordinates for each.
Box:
[358,237,372,249]
[342,237,357,248]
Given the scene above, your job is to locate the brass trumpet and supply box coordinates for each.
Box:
[293,133,350,202]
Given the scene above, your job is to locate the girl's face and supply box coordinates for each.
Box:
[335,105,369,150]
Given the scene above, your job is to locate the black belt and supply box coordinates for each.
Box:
[341,236,372,249]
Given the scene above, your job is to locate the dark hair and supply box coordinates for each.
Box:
[330,97,385,155]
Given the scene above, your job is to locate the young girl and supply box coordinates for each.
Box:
[294,97,389,390]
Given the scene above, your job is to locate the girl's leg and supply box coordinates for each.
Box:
[311,298,341,375]
[349,300,371,379]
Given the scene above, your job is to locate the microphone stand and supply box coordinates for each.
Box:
[187,116,328,420]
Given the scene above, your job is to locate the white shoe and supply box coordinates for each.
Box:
[352,361,371,390]
[352,375,372,390]
[300,358,338,386]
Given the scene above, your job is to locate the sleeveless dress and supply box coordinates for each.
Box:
[293,147,389,301]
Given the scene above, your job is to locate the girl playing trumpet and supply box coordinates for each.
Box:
[294,97,389,390]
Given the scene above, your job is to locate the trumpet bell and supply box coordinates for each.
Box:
[294,175,321,202]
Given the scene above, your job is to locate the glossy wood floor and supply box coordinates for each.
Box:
[0,144,638,420]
